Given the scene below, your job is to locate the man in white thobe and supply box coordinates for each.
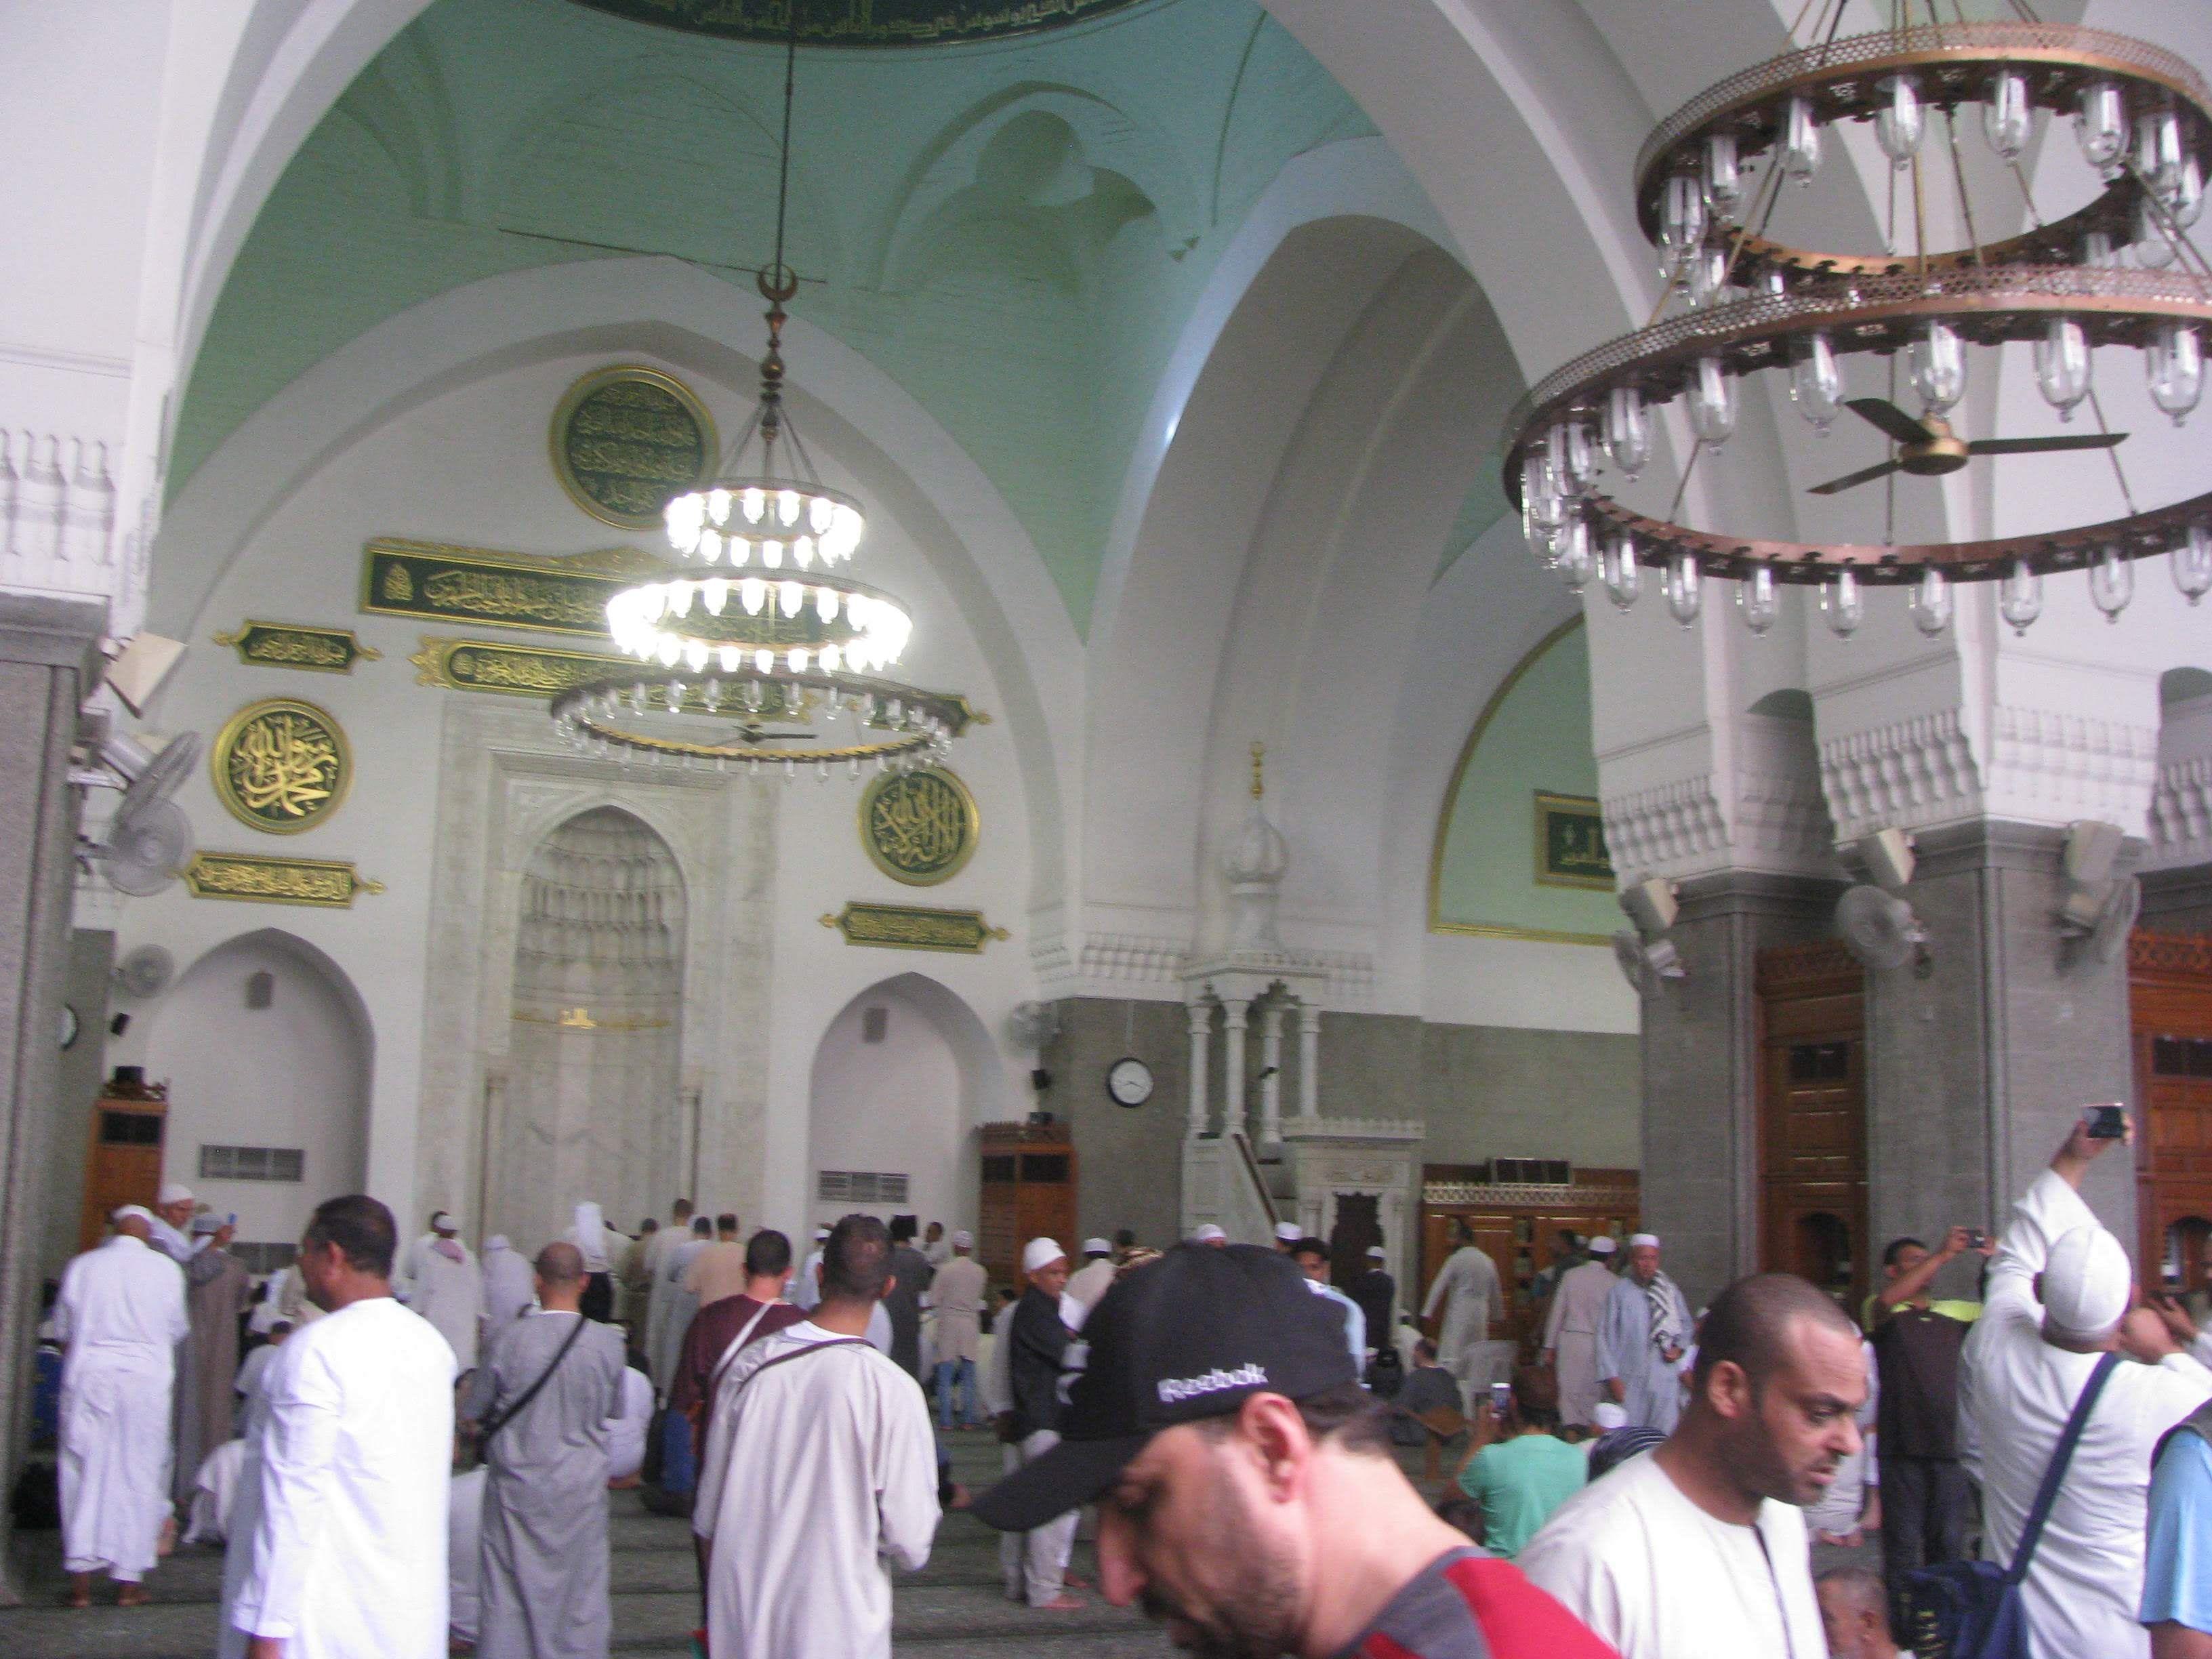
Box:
[636,1200,693,1339]
[1544,1236,1620,1428]
[222,1194,456,1659]
[1959,1113,2212,1659]
[1598,1233,1693,1433]
[395,1209,485,1371]
[54,1206,188,1605]
[480,1234,536,1334]
[794,1223,830,1313]
[647,1215,714,1395]
[1063,1238,1117,1313]
[693,1214,938,1659]
[1422,1223,1502,1391]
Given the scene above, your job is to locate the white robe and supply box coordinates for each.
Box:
[220,1296,457,1659]
[1519,1448,1826,1659]
[1422,1246,1502,1372]
[480,1242,536,1334]
[1544,1260,1618,1427]
[53,1234,189,1580]
[186,1438,247,1544]
[1597,1272,1693,1433]
[794,1247,826,1312]
[1960,1170,2212,1659]
[693,1321,939,1659]
[605,1365,653,1482]
[448,1467,487,1645]
[647,1237,711,1392]
[396,1235,485,1370]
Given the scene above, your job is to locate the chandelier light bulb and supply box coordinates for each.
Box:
[739,576,766,615]
[1999,557,2044,635]
[1983,70,2032,161]
[2081,228,2118,269]
[1601,532,1643,611]
[2171,155,2206,229]
[761,538,785,569]
[1737,565,1779,635]
[1550,420,1599,495]
[1780,96,1822,186]
[1908,319,1967,415]
[2089,546,2135,621]
[1821,569,1864,638]
[2137,197,2180,268]
[2173,525,2212,605]
[2033,317,2093,420]
[1790,331,1845,433]
[1556,517,1596,593]
[1603,386,1652,480]
[2075,79,2129,177]
[1658,173,1708,268]
[1664,552,1702,628]
[2148,322,2205,425]
[1703,131,1742,219]
[1686,245,1734,309]
[1687,354,1736,447]
[2138,110,2184,199]
[1910,567,1952,637]
[1873,76,1925,167]
[741,487,766,524]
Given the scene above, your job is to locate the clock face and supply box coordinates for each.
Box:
[60,1004,79,1050]
[1107,1057,1153,1107]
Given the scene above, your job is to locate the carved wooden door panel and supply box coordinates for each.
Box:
[80,1097,167,1254]
[1756,943,1868,1315]
[2129,933,2212,1283]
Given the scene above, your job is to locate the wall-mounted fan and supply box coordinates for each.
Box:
[113,943,176,1000]
[1612,928,1684,996]
[77,731,200,898]
[1008,1000,1061,1050]
[1808,398,2125,497]
[1836,884,1931,973]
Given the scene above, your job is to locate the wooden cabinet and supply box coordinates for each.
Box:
[78,1082,169,1254]
[1757,942,1868,1316]
[2129,932,2212,1285]
[1418,1169,1641,1353]
[978,1123,1077,1293]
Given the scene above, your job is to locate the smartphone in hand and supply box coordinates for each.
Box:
[1489,1382,1512,1420]
[2084,1103,2126,1140]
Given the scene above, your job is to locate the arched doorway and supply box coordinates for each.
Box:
[145,929,372,1267]
[806,975,1007,1242]
[495,807,686,1252]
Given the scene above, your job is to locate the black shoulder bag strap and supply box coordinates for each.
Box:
[480,1312,592,1446]
[2004,1350,2122,1586]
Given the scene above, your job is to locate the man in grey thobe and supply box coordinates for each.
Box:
[1595,1232,1692,1433]
[884,1219,935,1381]
[464,1242,626,1659]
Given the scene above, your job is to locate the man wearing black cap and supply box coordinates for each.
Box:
[973,1243,1621,1658]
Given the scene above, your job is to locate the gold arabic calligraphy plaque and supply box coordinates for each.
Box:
[859,766,978,886]
[211,699,351,835]
[1533,792,1614,890]
[551,366,716,531]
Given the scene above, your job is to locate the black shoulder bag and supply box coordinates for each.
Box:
[478,1313,592,1449]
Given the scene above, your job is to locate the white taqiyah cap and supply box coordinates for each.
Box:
[112,1204,154,1225]
[813,1226,830,1241]
[1274,1221,1303,1242]
[1367,1245,1387,1258]
[485,1234,510,1252]
[1084,1237,1113,1256]
[951,1229,974,1249]
[430,1209,455,1231]
[1191,1223,1227,1243]
[1593,1402,1629,1430]
[157,1183,193,1206]
[1023,1237,1068,1274]
[1588,1236,1618,1255]
[2043,1223,2131,1340]
[1628,1233,1660,1249]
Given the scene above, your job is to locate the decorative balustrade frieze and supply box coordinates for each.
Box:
[1818,709,1981,842]
[2148,754,2212,870]
[1982,702,2158,832]
[0,426,138,621]
[1734,764,1835,872]
[1601,774,1729,877]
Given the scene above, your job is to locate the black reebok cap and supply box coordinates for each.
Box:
[972,1242,1356,1532]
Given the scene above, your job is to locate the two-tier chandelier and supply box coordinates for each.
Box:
[550,7,962,775]
[1504,9,2212,639]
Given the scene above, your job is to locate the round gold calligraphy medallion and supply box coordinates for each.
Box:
[550,366,717,531]
[859,767,979,886]
[211,698,352,835]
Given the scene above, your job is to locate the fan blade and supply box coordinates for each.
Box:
[1966,432,2127,455]
[1845,397,1937,445]
[1808,459,1906,497]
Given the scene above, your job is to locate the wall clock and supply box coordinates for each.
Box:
[1107,1057,1153,1108]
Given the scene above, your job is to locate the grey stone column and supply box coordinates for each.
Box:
[1864,822,2136,1281]
[1638,870,1839,1311]
[0,594,104,1605]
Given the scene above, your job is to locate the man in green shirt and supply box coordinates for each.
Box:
[1455,1366,1586,1558]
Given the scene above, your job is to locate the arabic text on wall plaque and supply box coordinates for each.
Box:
[1534,792,1614,890]
[211,699,351,835]
[859,766,978,886]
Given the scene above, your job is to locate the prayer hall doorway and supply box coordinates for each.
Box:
[2128,930,2212,1284]
[1755,941,1868,1315]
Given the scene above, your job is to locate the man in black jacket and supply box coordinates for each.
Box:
[1000,1236,1082,1611]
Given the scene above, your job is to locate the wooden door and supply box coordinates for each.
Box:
[79,1095,168,1253]
[977,1130,1077,1292]
[2129,933,2212,1284]
[1756,943,1868,1315]
[1326,1193,1380,1288]
[1417,1177,1641,1352]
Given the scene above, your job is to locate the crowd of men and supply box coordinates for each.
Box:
[39,1104,2212,1657]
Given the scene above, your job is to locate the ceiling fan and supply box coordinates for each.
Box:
[1807,398,2125,496]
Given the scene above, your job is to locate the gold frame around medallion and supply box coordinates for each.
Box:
[210,697,352,836]
[550,365,718,532]
[1532,791,1615,892]
[858,766,980,887]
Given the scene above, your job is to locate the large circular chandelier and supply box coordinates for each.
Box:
[1505,14,2212,639]
[552,8,960,775]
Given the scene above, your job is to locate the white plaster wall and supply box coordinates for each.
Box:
[807,983,966,1240]
[146,930,368,1248]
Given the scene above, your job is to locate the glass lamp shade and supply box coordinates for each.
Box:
[1874,77,1925,167]
[1780,96,1821,186]
[1687,355,1737,447]
[1737,565,1780,635]
[1550,421,1599,495]
[1909,567,1952,637]
[1665,553,1702,628]
[2089,546,2134,622]
[2138,197,2180,268]
[1999,557,2044,635]
[2171,156,2205,229]
[1703,131,1743,219]
[2138,110,2184,198]
[1686,246,1735,309]
[2173,524,2212,605]
[2148,323,2205,426]
[1908,321,1967,415]
[2082,228,2119,269]
[1822,569,1864,638]
[1658,174,1707,268]
[1523,492,1568,560]
[2033,319,2093,421]
[1983,70,2031,162]
[1602,532,1643,611]
[2075,80,2129,178]
[1603,386,1653,480]
[1790,332,1845,433]
[1555,518,1596,593]
[665,483,863,571]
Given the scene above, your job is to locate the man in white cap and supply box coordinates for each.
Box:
[1423,1218,1504,1398]
[794,1224,831,1313]
[1064,1238,1117,1313]
[480,1233,536,1332]
[1273,1220,1304,1254]
[932,1229,989,1430]
[395,1208,485,1370]
[1544,1235,1620,1429]
[1002,1236,1084,1610]
[1347,1244,1396,1363]
[1958,1111,2212,1659]
[1190,1223,1228,1246]
[149,1183,201,1265]
[53,1205,189,1606]
[1597,1233,1692,1433]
